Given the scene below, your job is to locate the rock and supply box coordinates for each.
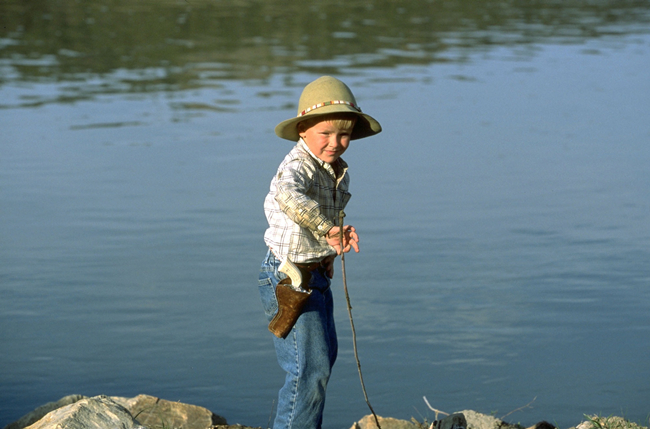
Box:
[4,394,228,429]
[350,414,424,429]
[2,395,87,429]
[212,426,263,429]
[527,422,557,429]
[574,416,648,429]
[23,395,142,429]
[7,394,645,429]
[111,394,227,429]
[437,413,469,429]
[458,409,510,429]
[351,410,529,429]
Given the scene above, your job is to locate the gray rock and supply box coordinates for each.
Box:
[2,394,87,429]
[459,409,556,429]
[527,422,556,429]
[112,394,227,429]
[350,414,425,429]
[458,409,508,429]
[437,413,469,429]
[350,410,530,429]
[5,394,228,429]
[211,426,263,429]
[574,416,648,429]
[14,394,641,429]
[23,395,142,429]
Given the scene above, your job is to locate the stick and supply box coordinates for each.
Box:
[500,396,536,420]
[423,396,449,421]
[339,210,381,429]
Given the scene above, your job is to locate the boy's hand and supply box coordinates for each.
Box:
[326,225,360,254]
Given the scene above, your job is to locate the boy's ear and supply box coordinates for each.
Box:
[297,122,308,139]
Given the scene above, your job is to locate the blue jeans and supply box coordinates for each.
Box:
[258,250,338,429]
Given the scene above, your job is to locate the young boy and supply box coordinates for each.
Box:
[258,76,382,429]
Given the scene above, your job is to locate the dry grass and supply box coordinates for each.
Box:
[576,415,649,429]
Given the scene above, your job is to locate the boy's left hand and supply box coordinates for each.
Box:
[326,225,360,255]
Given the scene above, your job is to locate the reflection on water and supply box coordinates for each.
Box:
[1,1,650,429]
[2,0,650,104]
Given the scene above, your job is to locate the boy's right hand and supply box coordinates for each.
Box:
[325,225,360,254]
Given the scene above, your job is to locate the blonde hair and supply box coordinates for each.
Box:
[297,113,357,133]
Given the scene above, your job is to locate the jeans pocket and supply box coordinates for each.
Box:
[258,276,278,321]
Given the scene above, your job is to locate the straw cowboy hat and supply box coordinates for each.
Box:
[275,76,382,142]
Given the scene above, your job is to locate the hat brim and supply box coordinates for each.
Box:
[274,104,382,142]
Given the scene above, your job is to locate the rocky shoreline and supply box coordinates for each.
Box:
[3,394,647,429]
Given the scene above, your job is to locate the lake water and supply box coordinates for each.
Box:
[1,1,649,428]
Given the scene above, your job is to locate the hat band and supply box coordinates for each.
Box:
[298,100,361,117]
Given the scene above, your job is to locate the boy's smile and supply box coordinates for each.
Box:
[299,120,354,164]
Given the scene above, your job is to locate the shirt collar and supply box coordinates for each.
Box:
[297,138,347,179]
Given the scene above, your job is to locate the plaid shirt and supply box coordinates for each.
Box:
[263,139,351,264]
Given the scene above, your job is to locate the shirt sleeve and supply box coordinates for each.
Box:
[273,158,335,237]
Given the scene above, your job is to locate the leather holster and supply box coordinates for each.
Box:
[268,272,312,339]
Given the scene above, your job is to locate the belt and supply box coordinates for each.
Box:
[294,261,322,272]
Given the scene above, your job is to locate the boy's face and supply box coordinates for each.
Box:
[299,119,355,164]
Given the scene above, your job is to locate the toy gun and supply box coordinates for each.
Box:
[268,257,312,339]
